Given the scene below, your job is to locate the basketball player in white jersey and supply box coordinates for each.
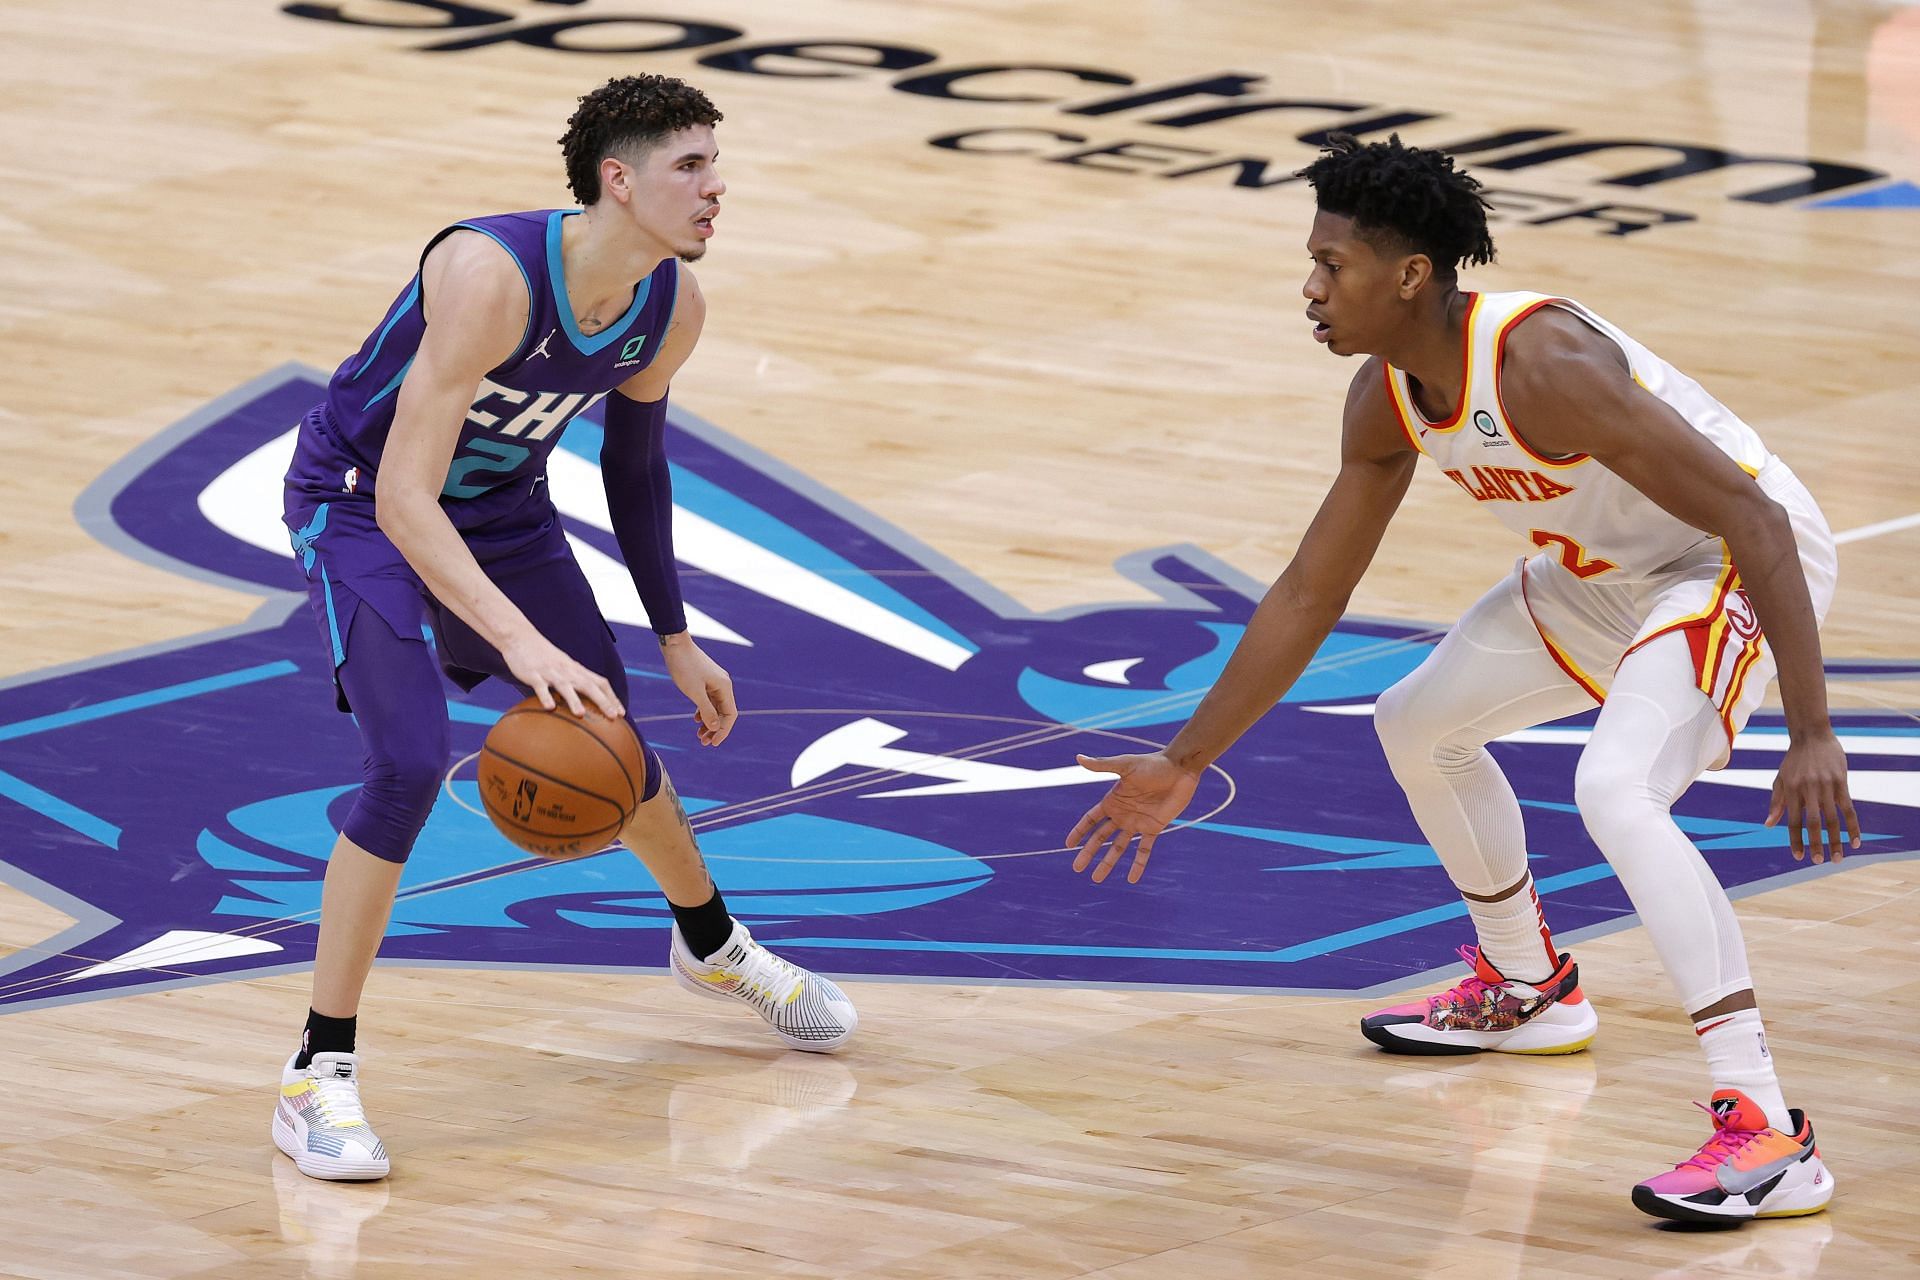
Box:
[1065,134,1855,1223]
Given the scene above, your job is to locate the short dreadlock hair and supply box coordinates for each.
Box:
[559,75,723,205]
[1297,133,1496,278]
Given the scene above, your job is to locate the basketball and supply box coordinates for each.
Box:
[477,697,647,859]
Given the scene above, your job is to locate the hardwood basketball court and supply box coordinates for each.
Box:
[3,2,1918,1275]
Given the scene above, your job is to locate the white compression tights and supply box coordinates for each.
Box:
[1374,577,1755,1014]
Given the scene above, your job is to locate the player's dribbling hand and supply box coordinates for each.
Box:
[503,633,624,719]
[1066,751,1201,885]
[661,633,737,747]
[1766,731,1860,865]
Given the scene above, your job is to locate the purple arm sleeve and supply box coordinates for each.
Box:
[600,391,688,638]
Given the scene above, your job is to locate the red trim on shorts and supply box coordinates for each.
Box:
[1718,636,1767,747]
[1518,568,1606,703]
[1620,550,1741,686]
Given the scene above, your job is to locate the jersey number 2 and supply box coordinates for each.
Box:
[1530,529,1618,579]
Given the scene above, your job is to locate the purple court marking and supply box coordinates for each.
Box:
[0,366,1914,1012]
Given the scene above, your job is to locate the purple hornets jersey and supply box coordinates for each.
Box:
[285,209,677,523]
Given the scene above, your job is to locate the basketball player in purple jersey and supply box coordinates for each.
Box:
[1065,135,1855,1223]
[274,76,856,1183]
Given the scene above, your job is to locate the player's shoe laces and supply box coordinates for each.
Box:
[1632,1090,1833,1223]
[272,1052,390,1182]
[671,921,858,1053]
[1360,944,1598,1055]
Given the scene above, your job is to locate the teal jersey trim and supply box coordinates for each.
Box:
[546,210,651,355]
[452,221,536,361]
[362,355,414,413]
[350,277,421,383]
[320,564,346,668]
[656,259,681,353]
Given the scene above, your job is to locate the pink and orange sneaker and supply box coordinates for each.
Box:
[1632,1090,1833,1223]
[1360,944,1597,1055]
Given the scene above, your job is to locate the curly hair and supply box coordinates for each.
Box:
[1296,133,1496,277]
[558,75,723,205]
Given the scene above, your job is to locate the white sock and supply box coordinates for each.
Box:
[1697,1008,1791,1131]
[1467,877,1558,984]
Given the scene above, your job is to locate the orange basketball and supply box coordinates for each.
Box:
[477,697,647,859]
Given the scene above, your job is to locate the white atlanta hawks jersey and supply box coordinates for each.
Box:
[1382,290,1772,582]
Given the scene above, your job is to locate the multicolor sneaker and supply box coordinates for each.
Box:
[272,1052,390,1182]
[1632,1090,1833,1223]
[671,921,858,1053]
[1360,944,1597,1055]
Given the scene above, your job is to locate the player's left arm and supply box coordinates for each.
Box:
[1502,310,1857,863]
[602,266,735,747]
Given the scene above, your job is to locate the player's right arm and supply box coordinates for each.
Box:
[373,231,622,719]
[1067,360,1419,884]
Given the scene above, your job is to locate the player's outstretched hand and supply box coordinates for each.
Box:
[662,633,737,746]
[502,632,624,719]
[1066,751,1201,885]
[1766,731,1860,865]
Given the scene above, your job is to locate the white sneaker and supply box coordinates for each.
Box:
[272,1051,391,1181]
[670,922,858,1053]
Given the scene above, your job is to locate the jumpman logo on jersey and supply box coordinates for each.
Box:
[528,329,557,361]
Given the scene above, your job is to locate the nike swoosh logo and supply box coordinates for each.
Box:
[1694,1017,1734,1036]
[1717,1144,1808,1195]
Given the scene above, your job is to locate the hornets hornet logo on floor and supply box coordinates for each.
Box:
[1,366,1916,1012]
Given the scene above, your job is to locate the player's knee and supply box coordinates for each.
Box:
[1374,678,1472,772]
[1573,747,1657,842]
[346,737,448,863]
[1372,678,1424,757]
[374,745,445,811]
[345,784,438,864]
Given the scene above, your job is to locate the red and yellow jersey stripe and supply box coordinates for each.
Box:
[1383,293,1483,451]
[1494,297,1591,470]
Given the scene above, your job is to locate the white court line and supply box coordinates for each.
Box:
[1833,512,1920,545]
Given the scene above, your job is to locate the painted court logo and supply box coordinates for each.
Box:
[0,365,1915,1013]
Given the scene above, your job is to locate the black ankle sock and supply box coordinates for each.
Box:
[295,1009,357,1069]
[670,888,735,961]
